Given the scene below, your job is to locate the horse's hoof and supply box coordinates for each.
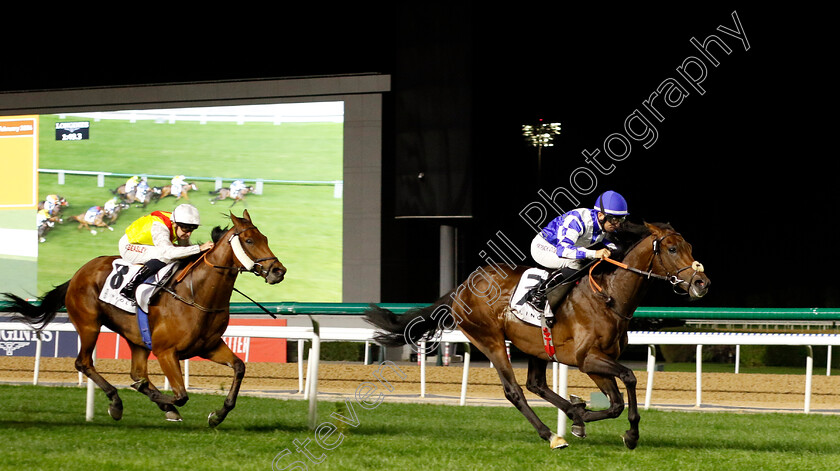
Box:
[549,434,569,450]
[108,404,123,421]
[571,424,586,438]
[165,411,183,422]
[208,411,224,428]
[622,431,639,450]
[570,394,585,405]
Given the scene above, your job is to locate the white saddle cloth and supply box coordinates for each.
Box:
[509,268,553,327]
[99,260,176,313]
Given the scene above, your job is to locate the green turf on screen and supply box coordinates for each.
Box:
[35,114,342,302]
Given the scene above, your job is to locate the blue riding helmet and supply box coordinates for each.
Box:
[594,191,629,216]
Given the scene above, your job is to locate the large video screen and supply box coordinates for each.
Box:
[0,76,388,304]
[3,102,344,303]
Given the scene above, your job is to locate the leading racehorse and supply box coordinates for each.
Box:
[365,222,709,449]
[2,210,286,426]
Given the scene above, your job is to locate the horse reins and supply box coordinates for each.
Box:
[589,232,705,302]
[170,225,280,317]
[202,226,280,278]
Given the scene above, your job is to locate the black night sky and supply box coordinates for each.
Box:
[3,5,836,308]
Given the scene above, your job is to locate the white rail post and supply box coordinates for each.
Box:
[553,363,568,437]
[459,344,470,406]
[827,345,832,376]
[33,331,42,385]
[734,345,740,374]
[419,340,426,398]
[85,347,96,422]
[644,345,655,410]
[695,345,703,407]
[308,333,320,429]
[804,345,813,414]
[298,340,305,393]
[303,347,312,401]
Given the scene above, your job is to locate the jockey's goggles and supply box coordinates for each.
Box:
[177,223,199,233]
[605,215,626,225]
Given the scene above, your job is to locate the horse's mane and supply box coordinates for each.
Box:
[602,221,674,267]
[211,225,229,243]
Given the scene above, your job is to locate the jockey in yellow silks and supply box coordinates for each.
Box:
[117,203,214,304]
[125,175,140,195]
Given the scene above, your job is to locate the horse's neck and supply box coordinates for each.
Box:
[601,236,657,316]
[191,243,238,301]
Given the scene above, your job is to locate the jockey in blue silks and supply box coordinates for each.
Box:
[526,190,629,314]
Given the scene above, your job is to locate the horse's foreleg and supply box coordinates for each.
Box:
[485,347,568,449]
[128,343,181,421]
[580,354,640,449]
[524,357,586,438]
[201,341,245,428]
[74,325,123,420]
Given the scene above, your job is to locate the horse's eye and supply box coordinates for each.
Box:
[246,238,254,245]
[668,246,677,254]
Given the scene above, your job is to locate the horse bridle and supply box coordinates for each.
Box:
[590,232,705,302]
[166,225,279,315]
[651,233,705,294]
[204,225,280,279]
[227,226,281,278]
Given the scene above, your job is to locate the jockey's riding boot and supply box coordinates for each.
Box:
[120,259,166,304]
[526,268,567,316]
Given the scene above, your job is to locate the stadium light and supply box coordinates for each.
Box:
[522,119,561,174]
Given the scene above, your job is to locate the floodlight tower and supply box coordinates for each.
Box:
[522,119,562,176]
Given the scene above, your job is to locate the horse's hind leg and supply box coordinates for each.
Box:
[482,343,568,449]
[74,325,124,420]
[128,343,182,421]
[524,357,587,438]
[201,341,245,428]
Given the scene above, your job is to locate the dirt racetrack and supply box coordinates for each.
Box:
[3,356,840,413]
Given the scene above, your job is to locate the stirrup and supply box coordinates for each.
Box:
[526,296,547,314]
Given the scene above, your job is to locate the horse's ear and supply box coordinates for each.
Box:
[242,209,252,222]
[644,221,664,236]
[229,211,240,225]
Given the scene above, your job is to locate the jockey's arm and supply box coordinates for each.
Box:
[557,230,598,260]
[150,221,201,260]
[553,215,599,260]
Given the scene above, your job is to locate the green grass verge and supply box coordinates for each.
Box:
[35,114,342,302]
[1,384,839,471]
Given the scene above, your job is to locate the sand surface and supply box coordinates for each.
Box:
[3,356,840,413]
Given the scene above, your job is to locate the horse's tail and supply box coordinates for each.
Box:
[1,281,70,331]
[364,291,455,347]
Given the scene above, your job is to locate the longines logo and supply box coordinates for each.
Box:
[0,342,27,355]
[0,329,54,355]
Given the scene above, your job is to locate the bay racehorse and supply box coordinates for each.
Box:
[209,186,253,207]
[2,210,286,426]
[155,182,199,201]
[365,222,709,450]
[69,207,115,233]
